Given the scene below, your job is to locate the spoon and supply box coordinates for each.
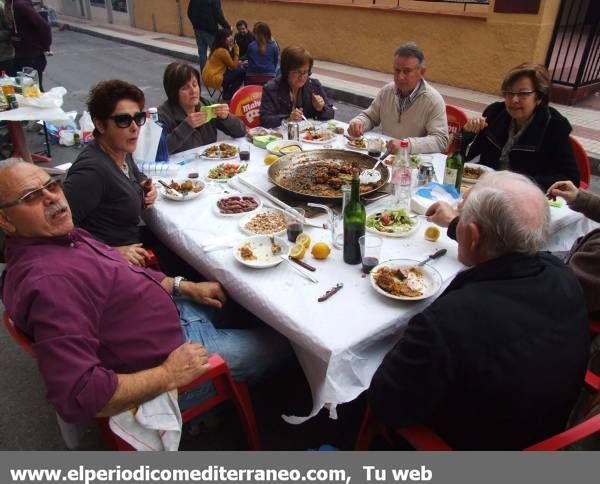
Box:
[359,158,385,184]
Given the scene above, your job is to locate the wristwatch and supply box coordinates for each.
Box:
[173,276,186,297]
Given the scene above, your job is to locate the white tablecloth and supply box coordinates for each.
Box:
[144,126,596,423]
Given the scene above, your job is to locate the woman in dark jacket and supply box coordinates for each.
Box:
[259,45,334,129]
[158,62,246,154]
[462,63,579,191]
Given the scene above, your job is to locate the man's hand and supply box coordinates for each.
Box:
[185,111,209,128]
[347,120,364,138]
[547,180,579,204]
[213,104,230,119]
[463,116,488,134]
[425,201,459,228]
[161,341,210,389]
[117,243,149,266]
[181,281,227,309]
[311,93,325,113]
[289,108,303,122]
[386,139,406,154]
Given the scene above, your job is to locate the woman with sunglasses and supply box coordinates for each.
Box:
[259,45,334,129]
[158,62,245,155]
[461,63,579,191]
[63,80,158,266]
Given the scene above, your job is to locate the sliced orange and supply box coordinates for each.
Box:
[311,242,331,260]
[290,243,306,260]
[296,233,311,249]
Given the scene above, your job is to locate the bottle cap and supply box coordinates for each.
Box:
[400,139,409,147]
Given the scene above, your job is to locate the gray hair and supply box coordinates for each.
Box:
[460,171,550,257]
[394,42,425,67]
[0,158,28,206]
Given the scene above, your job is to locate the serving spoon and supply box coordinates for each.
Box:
[359,149,392,184]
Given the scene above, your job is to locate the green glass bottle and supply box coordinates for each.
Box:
[443,131,464,191]
[343,167,366,265]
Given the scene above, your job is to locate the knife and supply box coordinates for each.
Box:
[417,249,447,267]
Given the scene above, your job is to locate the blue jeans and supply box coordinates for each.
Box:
[222,67,246,101]
[194,30,214,73]
[176,298,292,411]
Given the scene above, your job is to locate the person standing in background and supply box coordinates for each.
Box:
[12,0,51,91]
[187,0,230,73]
[0,0,15,75]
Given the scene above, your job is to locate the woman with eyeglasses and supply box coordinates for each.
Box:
[158,62,246,155]
[461,63,579,191]
[63,80,158,266]
[259,45,334,129]
[201,29,245,102]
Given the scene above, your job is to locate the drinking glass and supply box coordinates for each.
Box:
[366,137,383,158]
[239,140,250,162]
[286,207,305,242]
[359,234,383,274]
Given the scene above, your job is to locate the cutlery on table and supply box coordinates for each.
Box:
[359,157,385,184]
[279,256,319,283]
[289,256,316,272]
[158,179,183,197]
[417,249,447,267]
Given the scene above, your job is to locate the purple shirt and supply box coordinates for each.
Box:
[0,229,185,423]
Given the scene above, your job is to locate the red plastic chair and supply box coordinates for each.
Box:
[445,104,469,155]
[229,85,263,129]
[570,136,591,189]
[2,313,261,450]
[355,369,600,451]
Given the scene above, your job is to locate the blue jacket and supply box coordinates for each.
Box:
[246,40,278,77]
[259,76,334,128]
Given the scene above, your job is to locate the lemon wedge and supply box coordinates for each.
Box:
[264,154,278,165]
[424,226,441,242]
[290,243,306,260]
[296,233,311,249]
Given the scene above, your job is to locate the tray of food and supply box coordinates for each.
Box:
[215,194,262,216]
[207,163,248,182]
[370,259,442,300]
[233,235,290,268]
[201,142,239,160]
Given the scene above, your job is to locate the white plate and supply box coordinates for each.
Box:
[301,132,337,144]
[200,143,239,161]
[265,140,303,156]
[370,259,443,301]
[366,210,420,238]
[214,193,262,217]
[206,163,248,183]
[233,235,290,269]
[345,139,368,150]
[239,208,288,236]
[462,163,494,184]
[160,179,205,201]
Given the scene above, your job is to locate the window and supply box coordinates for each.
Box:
[90,0,105,7]
[112,0,128,13]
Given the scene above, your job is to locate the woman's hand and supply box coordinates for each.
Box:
[142,177,157,208]
[463,116,488,133]
[289,108,304,122]
[547,180,579,204]
[117,243,150,266]
[185,111,209,129]
[213,104,230,119]
[180,281,227,309]
[311,93,325,113]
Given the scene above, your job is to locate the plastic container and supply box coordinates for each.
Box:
[148,107,169,163]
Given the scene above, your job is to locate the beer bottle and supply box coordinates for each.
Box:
[343,167,366,264]
[443,131,464,191]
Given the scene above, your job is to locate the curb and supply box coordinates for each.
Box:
[61,21,600,177]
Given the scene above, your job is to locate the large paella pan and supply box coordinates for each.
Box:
[267,149,390,201]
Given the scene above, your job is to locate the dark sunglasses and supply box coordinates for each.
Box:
[0,177,63,209]
[108,111,147,128]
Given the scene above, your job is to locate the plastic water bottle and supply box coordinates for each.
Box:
[148,107,169,163]
[392,139,411,210]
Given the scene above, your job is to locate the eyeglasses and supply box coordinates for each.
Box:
[108,111,147,128]
[290,70,311,79]
[0,178,63,209]
[501,91,536,100]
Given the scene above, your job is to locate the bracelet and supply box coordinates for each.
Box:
[173,276,186,297]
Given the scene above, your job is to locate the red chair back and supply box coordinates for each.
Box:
[570,136,590,189]
[2,312,34,357]
[445,104,469,155]
[229,85,263,129]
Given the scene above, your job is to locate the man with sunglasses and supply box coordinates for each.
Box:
[348,42,448,155]
[0,159,291,426]
[461,63,580,191]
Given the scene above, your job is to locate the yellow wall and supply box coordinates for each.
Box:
[132,0,561,94]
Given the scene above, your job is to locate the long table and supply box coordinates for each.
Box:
[144,129,598,423]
